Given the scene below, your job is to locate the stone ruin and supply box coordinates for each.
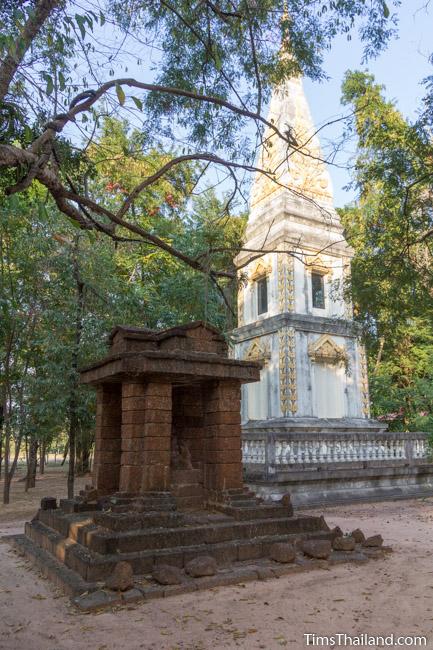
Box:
[9,322,389,610]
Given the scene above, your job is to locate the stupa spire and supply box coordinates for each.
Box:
[250,76,335,221]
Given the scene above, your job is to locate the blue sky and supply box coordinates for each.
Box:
[303,0,433,207]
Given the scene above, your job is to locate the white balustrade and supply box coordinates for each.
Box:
[243,433,429,466]
[413,438,427,459]
[242,439,266,464]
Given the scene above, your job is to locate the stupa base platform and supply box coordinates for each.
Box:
[6,491,390,611]
[242,418,433,507]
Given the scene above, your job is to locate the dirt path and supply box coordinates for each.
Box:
[1,494,433,649]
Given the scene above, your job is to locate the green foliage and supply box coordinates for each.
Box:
[0,0,399,155]
[0,121,245,470]
[369,320,433,435]
[87,118,246,325]
[340,71,433,330]
[109,0,399,154]
[339,71,433,437]
[0,0,402,303]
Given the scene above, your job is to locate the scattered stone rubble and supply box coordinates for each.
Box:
[333,535,356,552]
[351,528,366,544]
[66,525,391,612]
[363,534,384,548]
[302,539,332,559]
[152,564,183,586]
[185,556,217,578]
[105,561,134,591]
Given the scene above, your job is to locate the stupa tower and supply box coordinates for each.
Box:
[233,75,370,423]
[232,76,432,507]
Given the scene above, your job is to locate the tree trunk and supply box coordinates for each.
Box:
[0,405,3,479]
[1,330,14,503]
[0,0,61,103]
[374,336,385,372]
[2,372,25,501]
[223,271,237,330]
[18,434,29,483]
[60,441,68,466]
[25,438,38,490]
[3,435,23,505]
[39,440,46,475]
[67,405,77,499]
[67,237,85,499]
[24,433,29,469]
[2,401,11,504]
[3,460,11,504]
[76,435,93,475]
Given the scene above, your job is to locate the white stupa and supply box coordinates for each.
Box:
[232,77,431,505]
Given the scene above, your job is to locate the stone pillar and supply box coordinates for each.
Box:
[93,384,122,494]
[119,381,172,493]
[203,380,243,492]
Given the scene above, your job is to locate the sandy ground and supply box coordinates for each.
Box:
[0,466,88,523]
[1,472,433,649]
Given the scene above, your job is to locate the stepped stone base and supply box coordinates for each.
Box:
[9,531,389,612]
[170,468,206,511]
[7,489,389,610]
[9,324,391,610]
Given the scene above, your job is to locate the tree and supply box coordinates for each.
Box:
[84,117,245,325]
[369,319,433,435]
[0,119,246,501]
[340,71,433,331]
[0,189,54,502]
[339,71,433,434]
[0,0,399,291]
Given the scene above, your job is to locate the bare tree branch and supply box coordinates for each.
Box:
[29,77,292,155]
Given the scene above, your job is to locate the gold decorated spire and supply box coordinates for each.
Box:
[250,76,334,219]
